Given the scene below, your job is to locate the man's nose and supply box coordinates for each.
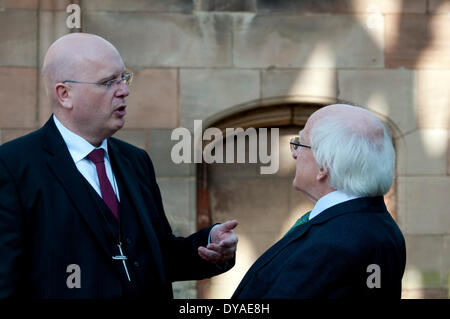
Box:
[115,81,129,98]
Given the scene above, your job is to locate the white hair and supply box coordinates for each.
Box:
[309,113,395,197]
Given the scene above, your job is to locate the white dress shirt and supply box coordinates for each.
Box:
[308,190,359,221]
[53,115,120,201]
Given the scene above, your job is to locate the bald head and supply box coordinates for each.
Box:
[42,33,121,102]
[41,33,129,146]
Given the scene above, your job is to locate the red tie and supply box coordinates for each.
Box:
[87,148,119,219]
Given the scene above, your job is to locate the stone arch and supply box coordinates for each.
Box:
[196,100,326,229]
[201,96,337,130]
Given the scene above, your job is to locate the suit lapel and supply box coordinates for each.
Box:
[107,140,167,284]
[41,118,113,258]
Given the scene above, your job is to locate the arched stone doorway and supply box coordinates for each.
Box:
[196,102,399,298]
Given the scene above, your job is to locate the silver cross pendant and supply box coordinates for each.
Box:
[112,242,131,282]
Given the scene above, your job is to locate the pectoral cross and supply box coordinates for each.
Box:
[112,242,131,282]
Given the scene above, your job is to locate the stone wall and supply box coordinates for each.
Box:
[0,0,448,298]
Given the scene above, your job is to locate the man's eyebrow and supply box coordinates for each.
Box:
[97,69,126,82]
[97,74,117,82]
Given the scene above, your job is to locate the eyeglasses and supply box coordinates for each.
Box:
[63,72,133,89]
[290,136,311,154]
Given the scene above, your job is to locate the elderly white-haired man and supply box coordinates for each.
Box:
[233,104,406,299]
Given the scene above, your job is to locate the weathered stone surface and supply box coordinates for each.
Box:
[40,0,73,11]
[179,69,259,130]
[401,176,450,234]
[112,129,147,150]
[0,11,38,67]
[263,127,297,179]
[396,176,407,233]
[417,70,450,129]
[148,129,195,177]
[386,14,450,68]
[172,281,197,299]
[3,0,38,10]
[210,178,290,233]
[37,9,71,126]
[443,236,450,292]
[83,12,232,68]
[262,69,337,101]
[204,127,302,180]
[338,69,416,136]
[403,235,444,290]
[124,68,178,129]
[397,129,448,176]
[156,177,196,237]
[448,133,450,176]
[205,127,284,179]
[38,11,71,67]
[402,288,448,299]
[207,160,260,180]
[195,0,256,12]
[234,14,383,68]
[0,67,37,128]
[428,0,450,13]
[257,0,426,14]
[81,0,193,12]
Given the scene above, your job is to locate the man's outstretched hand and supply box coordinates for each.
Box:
[198,220,238,265]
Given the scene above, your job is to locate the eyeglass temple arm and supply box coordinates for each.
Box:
[290,141,312,149]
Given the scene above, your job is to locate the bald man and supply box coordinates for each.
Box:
[232,104,406,299]
[0,33,237,298]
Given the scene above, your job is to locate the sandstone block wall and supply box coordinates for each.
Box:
[0,0,448,298]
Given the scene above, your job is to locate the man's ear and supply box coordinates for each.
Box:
[55,83,73,110]
[316,166,328,181]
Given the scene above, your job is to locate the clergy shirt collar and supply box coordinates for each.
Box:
[53,114,109,164]
[309,190,359,221]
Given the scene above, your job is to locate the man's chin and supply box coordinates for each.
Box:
[292,179,301,191]
[114,117,126,129]
[107,120,125,138]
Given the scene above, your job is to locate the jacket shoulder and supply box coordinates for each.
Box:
[0,128,44,161]
[310,209,405,257]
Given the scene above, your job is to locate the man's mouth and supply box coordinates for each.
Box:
[114,105,127,116]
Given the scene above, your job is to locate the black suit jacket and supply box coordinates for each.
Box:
[232,196,406,298]
[0,117,227,298]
